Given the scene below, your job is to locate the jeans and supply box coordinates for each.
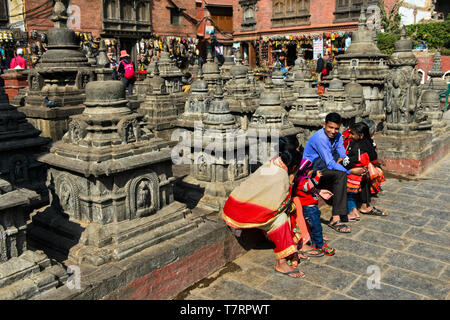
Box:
[302,205,324,248]
[122,77,136,96]
[347,193,358,214]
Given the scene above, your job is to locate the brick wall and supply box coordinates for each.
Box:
[25,0,103,37]
[151,0,199,37]
[416,54,450,81]
[103,230,247,300]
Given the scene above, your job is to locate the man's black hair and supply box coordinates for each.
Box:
[325,112,342,125]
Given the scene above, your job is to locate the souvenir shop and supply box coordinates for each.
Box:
[0,29,29,71]
[257,31,353,68]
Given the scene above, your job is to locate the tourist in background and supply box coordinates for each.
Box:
[315,53,325,82]
[10,48,27,70]
[118,50,136,96]
[107,52,119,80]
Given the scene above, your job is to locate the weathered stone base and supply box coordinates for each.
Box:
[0,250,68,300]
[19,105,85,141]
[175,175,245,211]
[33,211,247,300]
[28,201,204,267]
[377,130,450,175]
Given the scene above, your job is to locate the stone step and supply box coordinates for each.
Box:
[27,224,80,257]
[113,216,204,261]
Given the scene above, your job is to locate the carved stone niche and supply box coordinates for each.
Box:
[27,72,44,93]
[240,0,258,30]
[127,172,160,219]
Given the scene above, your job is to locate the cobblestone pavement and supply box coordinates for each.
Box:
[180,154,450,300]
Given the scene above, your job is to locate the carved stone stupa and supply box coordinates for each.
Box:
[178,84,249,210]
[334,8,389,123]
[223,52,260,131]
[321,68,358,126]
[177,68,212,130]
[138,62,178,140]
[376,27,436,175]
[34,80,202,266]
[19,0,92,141]
[0,80,49,202]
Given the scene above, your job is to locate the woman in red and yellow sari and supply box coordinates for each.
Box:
[222,147,310,278]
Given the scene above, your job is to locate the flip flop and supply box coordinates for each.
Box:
[328,220,351,233]
[360,207,388,216]
[300,249,324,258]
[274,269,306,278]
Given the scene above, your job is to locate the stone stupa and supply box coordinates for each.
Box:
[19,0,93,141]
[334,8,389,123]
[33,79,203,266]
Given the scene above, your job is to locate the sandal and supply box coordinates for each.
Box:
[328,220,351,233]
[300,249,324,258]
[360,207,388,216]
[274,269,306,278]
[312,243,336,256]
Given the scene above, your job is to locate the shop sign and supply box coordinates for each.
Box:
[313,38,323,60]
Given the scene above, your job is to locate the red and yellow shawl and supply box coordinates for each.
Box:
[222,157,292,229]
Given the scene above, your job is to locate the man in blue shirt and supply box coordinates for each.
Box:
[303,113,367,233]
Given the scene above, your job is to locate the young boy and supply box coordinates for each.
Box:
[294,159,336,256]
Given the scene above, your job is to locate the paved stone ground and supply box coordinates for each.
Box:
[179,153,450,300]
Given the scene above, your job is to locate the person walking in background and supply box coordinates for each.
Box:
[315,53,324,82]
[10,48,27,70]
[107,52,119,80]
[118,50,136,96]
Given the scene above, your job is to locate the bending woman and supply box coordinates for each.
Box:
[222,143,306,278]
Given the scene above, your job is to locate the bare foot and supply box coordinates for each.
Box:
[347,208,360,220]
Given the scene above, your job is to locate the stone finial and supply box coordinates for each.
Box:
[350,67,357,82]
[51,0,68,28]
[428,50,444,78]
[358,7,367,30]
[214,80,224,99]
[400,26,406,39]
[96,40,109,68]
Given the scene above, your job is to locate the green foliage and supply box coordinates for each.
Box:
[377,32,400,55]
[405,20,450,51]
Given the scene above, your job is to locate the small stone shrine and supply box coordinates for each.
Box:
[138,62,178,140]
[0,77,49,203]
[223,53,260,131]
[424,50,448,107]
[202,50,221,95]
[176,84,249,210]
[34,79,202,266]
[271,62,296,112]
[158,47,186,116]
[334,8,388,123]
[19,0,92,141]
[177,68,212,131]
[344,68,368,120]
[0,83,67,299]
[289,81,323,147]
[0,181,68,300]
[249,76,299,169]
[420,89,447,136]
[376,27,438,175]
[321,68,358,127]
[220,50,236,84]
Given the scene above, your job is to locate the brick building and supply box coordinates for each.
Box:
[234,0,400,68]
[19,0,233,66]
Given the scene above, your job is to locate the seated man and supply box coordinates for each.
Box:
[302,112,367,233]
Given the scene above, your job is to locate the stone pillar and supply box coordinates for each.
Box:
[1,70,28,101]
